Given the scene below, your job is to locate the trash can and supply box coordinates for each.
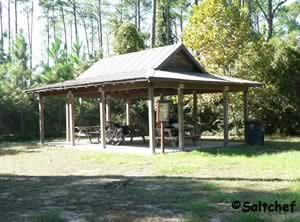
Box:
[245,120,264,145]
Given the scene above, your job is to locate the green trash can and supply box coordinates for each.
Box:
[245,120,264,145]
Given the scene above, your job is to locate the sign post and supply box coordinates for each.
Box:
[157,101,170,153]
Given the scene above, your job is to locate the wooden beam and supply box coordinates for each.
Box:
[243,89,249,142]
[178,87,184,150]
[106,95,111,122]
[69,93,75,146]
[65,98,71,142]
[148,87,155,153]
[126,99,130,126]
[99,90,106,149]
[223,87,229,146]
[152,80,251,91]
[38,94,45,144]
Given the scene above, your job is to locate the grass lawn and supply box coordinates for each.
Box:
[1,138,300,221]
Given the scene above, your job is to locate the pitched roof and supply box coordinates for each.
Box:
[27,43,261,93]
[78,44,182,79]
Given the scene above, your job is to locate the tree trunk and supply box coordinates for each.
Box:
[120,0,123,22]
[135,1,137,28]
[30,0,33,69]
[61,5,68,53]
[0,2,3,41]
[26,10,32,69]
[72,0,79,43]
[256,0,287,40]
[195,0,198,5]
[268,15,273,40]
[52,10,56,40]
[82,18,90,56]
[47,9,50,65]
[97,0,103,49]
[70,20,73,46]
[137,0,141,31]
[151,0,156,48]
[166,4,170,44]
[248,0,252,27]
[14,0,17,37]
[239,0,245,7]
[267,0,273,39]
[180,8,183,34]
[0,1,3,63]
[91,16,94,56]
[8,0,11,53]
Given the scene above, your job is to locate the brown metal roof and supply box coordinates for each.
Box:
[27,43,261,93]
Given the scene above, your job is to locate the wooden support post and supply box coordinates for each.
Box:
[243,89,249,142]
[126,99,130,126]
[192,91,198,146]
[99,90,106,149]
[192,90,198,133]
[159,93,165,153]
[178,87,184,150]
[69,93,75,146]
[223,87,229,146]
[148,87,155,154]
[38,94,45,144]
[106,95,111,122]
[65,99,71,142]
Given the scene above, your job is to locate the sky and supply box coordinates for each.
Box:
[0,0,296,67]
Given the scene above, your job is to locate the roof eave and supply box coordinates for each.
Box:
[26,78,149,94]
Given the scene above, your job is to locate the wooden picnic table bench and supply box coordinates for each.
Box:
[75,126,100,144]
[155,125,200,147]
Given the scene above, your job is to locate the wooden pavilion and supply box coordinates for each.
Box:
[27,43,261,153]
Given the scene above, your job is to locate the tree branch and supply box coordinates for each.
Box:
[255,0,269,21]
[273,0,287,15]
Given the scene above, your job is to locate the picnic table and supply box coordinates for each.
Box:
[75,124,147,145]
[155,124,200,147]
[75,126,100,144]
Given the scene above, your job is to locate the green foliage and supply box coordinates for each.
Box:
[38,38,89,84]
[113,23,145,54]
[156,0,175,46]
[275,1,300,36]
[0,39,7,64]
[38,38,73,84]
[182,0,300,135]
[130,99,148,130]
[182,0,252,136]
[235,34,300,135]
[156,0,191,46]
[0,34,34,137]
[183,0,251,74]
